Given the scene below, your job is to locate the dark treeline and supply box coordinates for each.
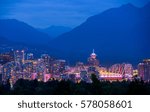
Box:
[0,74,150,95]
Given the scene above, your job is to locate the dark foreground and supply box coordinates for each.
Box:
[0,75,150,95]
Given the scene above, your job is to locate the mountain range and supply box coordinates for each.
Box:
[0,2,150,66]
[0,19,51,45]
[49,3,150,66]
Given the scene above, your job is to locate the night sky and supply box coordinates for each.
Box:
[0,0,150,28]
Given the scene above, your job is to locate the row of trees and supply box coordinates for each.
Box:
[0,74,150,95]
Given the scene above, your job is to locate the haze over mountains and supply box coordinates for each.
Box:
[49,2,150,65]
[0,2,150,66]
[0,36,9,44]
[0,36,27,53]
[38,26,72,38]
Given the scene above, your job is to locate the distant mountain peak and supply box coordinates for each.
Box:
[0,19,23,23]
[121,3,137,9]
[143,1,150,9]
[0,19,51,45]
[145,1,150,6]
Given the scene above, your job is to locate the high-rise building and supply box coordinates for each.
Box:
[14,50,25,64]
[0,52,13,65]
[0,74,2,83]
[76,62,85,71]
[0,64,2,74]
[138,63,144,79]
[9,49,15,61]
[138,59,150,81]
[27,53,34,60]
[87,49,99,66]
[41,54,51,63]
[51,60,66,75]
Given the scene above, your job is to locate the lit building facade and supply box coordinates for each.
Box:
[14,50,25,64]
[138,63,144,79]
[138,59,150,81]
[87,49,99,66]
[109,63,133,77]
[0,53,13,65]
[0,64,2,74]
[27,53,34,60]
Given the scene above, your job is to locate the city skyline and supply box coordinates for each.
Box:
[0,49,149,86]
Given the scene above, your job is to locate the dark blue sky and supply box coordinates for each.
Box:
[0,0,150,28]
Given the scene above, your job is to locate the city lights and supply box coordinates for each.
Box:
[0,49,150,86]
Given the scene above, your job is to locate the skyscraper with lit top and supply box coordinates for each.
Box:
[87,49,99,66]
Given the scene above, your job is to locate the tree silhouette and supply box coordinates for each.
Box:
[0,75,150,95]
[91,74,102,94]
